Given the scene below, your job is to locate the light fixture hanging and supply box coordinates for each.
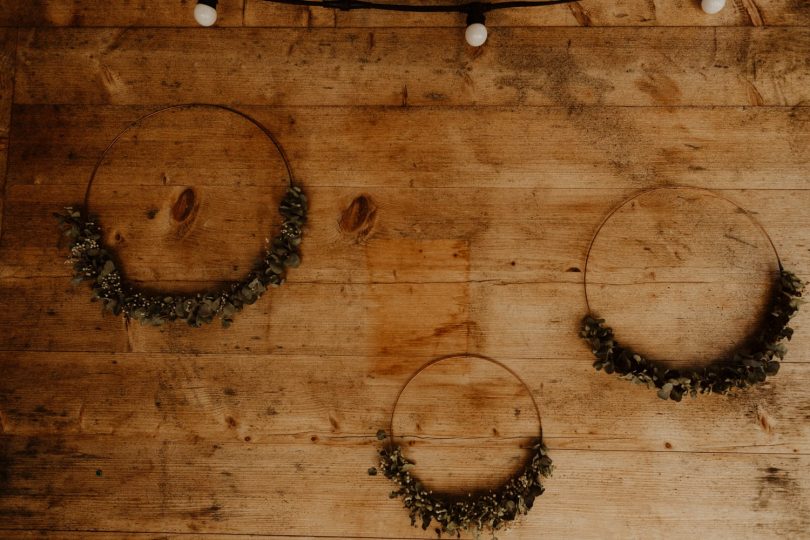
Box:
[193,0,579,46]
[195,1,727,45]
[700,0,726,14]
[194,0,219,26]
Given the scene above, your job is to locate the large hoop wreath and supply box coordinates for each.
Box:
[370,354,553,537]
[580,186,804,401]
[55,104,307,328]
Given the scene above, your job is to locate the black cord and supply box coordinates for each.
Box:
[260,0,579,15]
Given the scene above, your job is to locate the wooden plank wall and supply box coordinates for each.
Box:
[1,1,809,539]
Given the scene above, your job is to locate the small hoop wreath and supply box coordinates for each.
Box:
[371,354,553,537]
[54,104,307,328]
[580,186,804,401]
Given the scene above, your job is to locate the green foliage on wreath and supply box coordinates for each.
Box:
[371,430,552,538]
[580,269,804,401]
[54,186,307,328]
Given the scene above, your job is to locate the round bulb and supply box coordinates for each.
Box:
[701,0,725,14]
[194,3,218,26]
[465,23,488,47]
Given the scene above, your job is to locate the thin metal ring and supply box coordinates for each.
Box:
[83,103,294,211]
[582,185,783,314]
[388,353,543,444]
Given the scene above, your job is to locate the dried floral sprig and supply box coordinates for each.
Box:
[581,268,804,401]
[54,185,307,327]
[372,431,552,538]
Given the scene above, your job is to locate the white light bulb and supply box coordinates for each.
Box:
[465,23,488,47]
[194,2,218,26]
[701,0,725,14]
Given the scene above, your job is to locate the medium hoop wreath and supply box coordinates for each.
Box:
[371,354,553,537]
[580,186,804,401]
[54,104,307,328]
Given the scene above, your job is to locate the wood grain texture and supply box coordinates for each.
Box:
[8,183,810,279]
[5,352,808,454]
[0,1,246,27]
[0,28,16,240]
[13,28,810,107]
[0,534,347,539]
[320,0,810,27]
[2,0,809,27]
[6,106,810,191]
[4,0,804,28]
[0,433,807,537]
[2,13,810,540]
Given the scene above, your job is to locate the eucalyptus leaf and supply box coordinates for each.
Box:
[373,436,552,537]
[53,185,307,328]
[580,268,804,401]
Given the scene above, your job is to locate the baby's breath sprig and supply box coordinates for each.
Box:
[54,185,307,327]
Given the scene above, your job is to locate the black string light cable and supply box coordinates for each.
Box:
[194,0,729,46]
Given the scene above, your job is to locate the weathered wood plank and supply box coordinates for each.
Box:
[6,184,810,281]
[1,186,475,285]
[0,433,807,537]
[472,280,808,362]
[1,0,808,27]
[13,28,810,106]
[1,276,807,363]
[0,29,13,138]
[0,278,472,354]
[0,1,245,27]
[244,1,336,28]
[6,181,810,367]
[0,534,316,539]
[0,28,16,240]
[244,0,810,27]
[7,105,810,191]
[3,186,809,362]
[1,352,809,454]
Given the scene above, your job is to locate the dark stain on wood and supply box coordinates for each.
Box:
[171,187,197,223]
[0,507,36,518]
[635,71,682,106]
[432,320,479,338]
[339,194,377,242]
[0,439,11,490]
[187,504,223,521]
[754,466,807,523]
[32,405,67,418]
